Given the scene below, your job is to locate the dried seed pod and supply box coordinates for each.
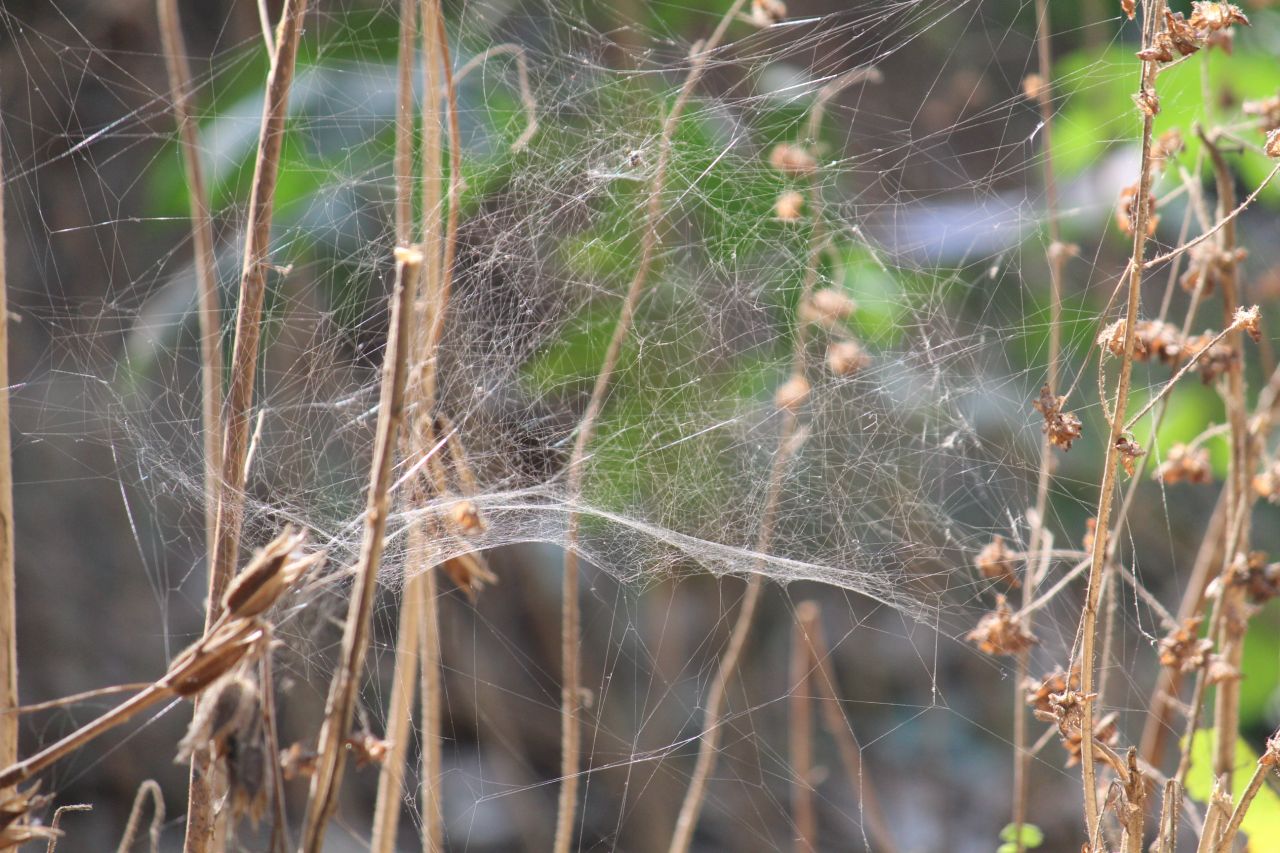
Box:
[440,550,498,600]
[0,784,58,849]
[1189,2,1249,32]
[809,288,857,323]
[975,535,1019,587]
[1233,304,1262,343]
[1116,184,1158,236]
[1032,385,1082,451]
[1024,668,1079,715]
[1158,617,1213,672]
[450,500,487,536]
[825,340,870,376]
[1115,434,1146,477]
[176,673,261,764]
[774,374,811,412]
[222,526,324,621]
[774,190,804,221]
[1246,94,1280,132]
[1268,129,1280,159]
[768,143,817,177]
[1155,444,1212,485]
[345,731,391,767]
[966,595,1036,656]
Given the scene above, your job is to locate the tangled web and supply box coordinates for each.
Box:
[9,0,1263,849]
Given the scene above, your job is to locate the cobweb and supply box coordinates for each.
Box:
[3,0,1273,850]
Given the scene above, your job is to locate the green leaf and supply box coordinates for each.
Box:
[1183,730,1280,850]
[998,821,1044,848]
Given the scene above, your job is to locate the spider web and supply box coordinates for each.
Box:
[4,0,1276,850]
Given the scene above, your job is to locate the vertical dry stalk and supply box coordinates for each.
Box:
[555,5,747,851]
[789,613,817,853]
[1199,128,1250,791]
[796,603,897,853]
[1014,0,1063,845]
[0,96,16,776]
[298,247,422,852]
[157,0,224,575]
[186,5,307,848]
[369,0,422,848]
[1076,0,1164,838]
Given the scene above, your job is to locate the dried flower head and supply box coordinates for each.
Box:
[975,535,1019,587]
[775,373,811,412]
[345,731,391,767]
[1165,11,1204,56]
[774,189,805,221]
[1189,2,1250,32]
[1244,92,1280,132]
[1121,0,1136,20]
[768,142,817,177]
[967,595,1036,656]
[1117,183,1159,236]
[1255,461,1280,503]
[1180,243,1247,295]
[1024,668,1079,715]
[1059,711,1119,769]
[805,288,857,327]
[1115,434,1146,477]
[1155,443,1212,485]
[1158,616,1213,672]
[1228,551,1280,605]
[750,0,787,27]
[0,784,57,849]
[1234,304,1263,343]
[1267,128,1280,159]
[1032,385,1083,451]
[1134,88,1161,117]
[1206,653,1243,685]
[281,742,319,780]
[1137,320,1186,364]
[1182,333,1238,383]
[177,673,270,826]
[825,340,871,376]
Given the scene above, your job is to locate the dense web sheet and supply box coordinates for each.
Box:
[6,0,1278,850]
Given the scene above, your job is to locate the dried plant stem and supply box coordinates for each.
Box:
[1015,0,1062,845]
[0,94,16,776]
[1156,779,1182,853]
[186,5,306,847]
[1199,127,1250,791]
[157,0,224,579]
[789,614,817,853]
[298,248,422,852]
[369,0,423,848]
[796,604,897,853]
[1213,753,1276,853]
[556,6,747,851]
[1076,2,1164,838]
[116,779,164,853]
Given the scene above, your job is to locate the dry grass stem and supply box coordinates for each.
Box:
[559,5,748,850]
[1076,1,1165,838]
[116,780,163,853]
[188,3,307,846]
[156,0,224,577]
[297,246,421,851]
[0,92,17,776]
[45,803,91,853]
[789,612,817,853]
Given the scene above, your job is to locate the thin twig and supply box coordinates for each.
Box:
[157,0,224,583]
[47,804,92,853]
[187,4,307,846]
[789,612,816,853]
[370,1,422,848]
[557,6,749,851]
[1076,1,1165,838]
[1213,747,1278,853]
[0,87,18,776]
[116,780,163,853]
[298,247,422,852]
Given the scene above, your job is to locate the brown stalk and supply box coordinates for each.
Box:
[1155,779,1182,853]
[369,0,423,848]
[796,603,897,852]
[156,0,224,581]
[1015,0,1063,846]
[116,779,163,853]
[556,5,748,851]
[187,2,307,848]
[1199,127,1250,791]
[0,91,16,777]
[297,245,422,851]
[789,614,816,853]
[1212,736,1279,853]
[1076,1,1164,838]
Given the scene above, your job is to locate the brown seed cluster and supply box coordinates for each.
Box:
[1032,385,1083,451]
[1155,443,1212,485]
[1180,243,1247,296]
[1116,184,1159,237]
[967,595,1036,656]
[177,673,270,826]
[0,784,57,848]
[1023,668,1079,715]
[1158,616,1213,672]
[1227,551,1280,605]
[975,535,1019,588]
[1115,434,1146,477]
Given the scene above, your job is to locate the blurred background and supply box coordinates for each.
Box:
[3,0,1280,850]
